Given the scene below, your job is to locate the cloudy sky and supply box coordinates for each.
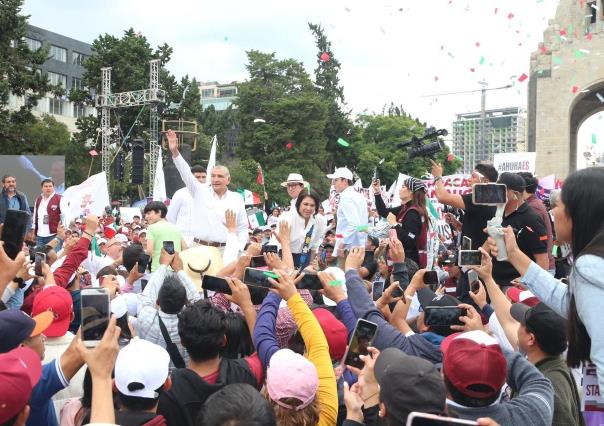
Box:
[22,0,602,167]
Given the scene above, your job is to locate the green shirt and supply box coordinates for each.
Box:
[147,220,182,272]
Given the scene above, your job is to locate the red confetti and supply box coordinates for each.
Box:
[507,12,514,19]
[447,153,454,161]
[540,46,548,54]
[335,234,344,239]
[89,149,98,156]
[572,86,579,94]
[525,226,534,233]
[475,42,480,47]
[286,142,293,150]
[434,76,439,82]
[518,73,528,82]
[560,29,567,36]
[470,68,475,73]
[587,33,593,41]
[320,52,330,62]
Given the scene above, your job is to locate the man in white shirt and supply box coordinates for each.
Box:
[327,167,368,256]
[32,179,68,247]
[166,130,248,250]
[166,165,207,246]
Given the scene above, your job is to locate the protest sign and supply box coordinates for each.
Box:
[582,363,604,425]
[493,152,536,174]
[62,172,110,223]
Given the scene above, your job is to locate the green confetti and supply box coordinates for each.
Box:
[552,56,563,65]
[263,271,279,279]
[356,224,369,232]
[337,137,350,147]
[592,134,597,144]
[329,280,343,287]
[479,56,485,65]
[575,49,585,59]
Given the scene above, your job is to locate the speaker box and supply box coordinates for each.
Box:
[164,143,192,198]
[114,152,124,181]
[131,144,145,184]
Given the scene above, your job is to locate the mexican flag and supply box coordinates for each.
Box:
[247,208,267,229]
[237,189,262,206]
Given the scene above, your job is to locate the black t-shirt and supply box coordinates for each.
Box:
[461,193,496,250]
[492,202,548,285]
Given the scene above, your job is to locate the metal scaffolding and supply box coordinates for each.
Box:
[96,59,165,195]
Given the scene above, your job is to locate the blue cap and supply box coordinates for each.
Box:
[0,310,36,354]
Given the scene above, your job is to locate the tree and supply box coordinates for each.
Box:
[235,50,329,205]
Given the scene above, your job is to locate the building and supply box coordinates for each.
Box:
[452,107,527,173]
[198,81,239,111]
[7,24,95,132]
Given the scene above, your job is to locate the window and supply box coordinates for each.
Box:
[24,37,41,51]
[73,103,86,118]
[218,88,237,97]
[50,45,67,62]
[71,77,84,91]
[201,89,215,98]
[48,72,67,88]
[49,98,64,115]
[72,51,87,66]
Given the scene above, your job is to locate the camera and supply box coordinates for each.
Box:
[396,128,448,159]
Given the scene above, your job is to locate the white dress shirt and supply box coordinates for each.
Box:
[32,192,68,236]
[166,187,195,243]
[173,153,249,247]
[279,211,326,253]
[334,186,369,255]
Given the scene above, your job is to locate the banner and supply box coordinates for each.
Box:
[493,152,536,174]
[206,135,217,186]
[153,145,167,201]
[582,363,604,425]
[62,172,110,223]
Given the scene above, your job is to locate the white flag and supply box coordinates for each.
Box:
[206,135,217,186]
[62,172,110,223]
[153,146,166,201]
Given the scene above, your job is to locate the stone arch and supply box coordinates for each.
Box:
[569,79,604,171]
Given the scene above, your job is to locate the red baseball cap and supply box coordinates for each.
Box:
[32,286,73,337]
[312,308,348,361]
[506,288,539,307]
[441,330,507,399]
[0,347,42,423]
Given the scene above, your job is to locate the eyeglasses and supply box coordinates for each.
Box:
[287,183,302,188]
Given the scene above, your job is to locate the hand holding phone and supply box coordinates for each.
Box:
[424,306,467,327]
[458,250,482,267]
[137,253,150,273]
[81,288,110,347]
[162,240,175,255]
[1,210,31,260]
[343,319,378,369]
[423,270,439,286]
[34,252,46,277]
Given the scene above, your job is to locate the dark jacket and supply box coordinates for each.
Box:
[158,359,258,426]
[0,189,29,224]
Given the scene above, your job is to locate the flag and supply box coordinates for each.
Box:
[425,196,440,221]
[89,150,98,156]
[248,208,267,229]
[206,135,217,186]
[62,172,110,223]
[153,145,167,201]
[257,164,264,185]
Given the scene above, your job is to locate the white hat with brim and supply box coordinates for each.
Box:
[178,246,224,291]
[280,173,308,188]
[326,167,353,181]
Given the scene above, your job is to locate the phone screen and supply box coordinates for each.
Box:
[163,240,175,255]
[423,270,439,285]
[81,288,110,345]
[250,256,267,268]
[407,412,478,425]
[202,275,232,294]
[468,270,480,293]
[344,319,378,369]
[1,210,31,259]
[371,281,385,301]
[424,307,466,327]
[390,283,404,298]
[262,245,278,254]
[462,236,472,251]
[298,273,322,290]
[34,252,46,277]
[138,253,150,273]
[243,268,273,289]
[458,250,482,266]
[472,183,507,205]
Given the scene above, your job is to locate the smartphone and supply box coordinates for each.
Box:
[140,279,148,292]
[162,240,175,255]
[391,282,404,298]
[458,250,482,267]
[406,412,478,425]
[423,270,439,285]
[472,183,507,205]
[262,245,279,254]
[243,268,273,289]
[81,288,110,347]
[250,255,267,268]
[34,252,46,277]
[202,275,232,294]
[1,210,31,259]
[298,273,323,291]
[343,319,378,369]
[371,280,385,301]
[424,306,466,327]
[461,236,472,251]
[137,253,150,273]
[468,270,480,293]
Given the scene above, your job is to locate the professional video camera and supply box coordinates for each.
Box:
[396,127,448,159]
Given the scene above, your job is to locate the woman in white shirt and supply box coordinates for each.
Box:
[280,191,325,269]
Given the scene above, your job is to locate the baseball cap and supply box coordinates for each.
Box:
[115,339,170,399]
[498,172,526,193]
[0,347,43,423]
[374,347,446,419]
[326,167,353,181]
[32,286,74,337]
[417,287,461,309]
[510,302,568,355]
[267,349,319,410]
[441,330,507,399]
[97,237,108,245]
[0,310,54,353]
[322,267,347,306]
[506,287,539,307]
[312,308,348,360]
[114,234,129,244]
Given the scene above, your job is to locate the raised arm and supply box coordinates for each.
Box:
[430,160,466,209]
[167,129,202,197]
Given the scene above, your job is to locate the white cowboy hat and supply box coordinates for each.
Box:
[178,246,224,291]
[280,173,309,187]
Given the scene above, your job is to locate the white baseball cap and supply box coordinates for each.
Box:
[326,167,353,181]
[114,338,170,398]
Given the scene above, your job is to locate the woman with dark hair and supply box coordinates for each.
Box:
[277,191,326,269]
[372,177,430,267]
[223,312,254,359]
[487,167,604,392]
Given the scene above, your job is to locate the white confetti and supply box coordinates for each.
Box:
[597,93,604,103]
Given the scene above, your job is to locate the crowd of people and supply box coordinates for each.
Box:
[1,131,603,426]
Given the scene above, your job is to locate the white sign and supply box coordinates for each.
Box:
[62,172,110,223]
[493,152,536,174]
[119,207,142,224]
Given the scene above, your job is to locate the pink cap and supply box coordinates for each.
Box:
[266,349,318,410]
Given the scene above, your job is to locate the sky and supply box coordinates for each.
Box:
[22,0,603,167]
